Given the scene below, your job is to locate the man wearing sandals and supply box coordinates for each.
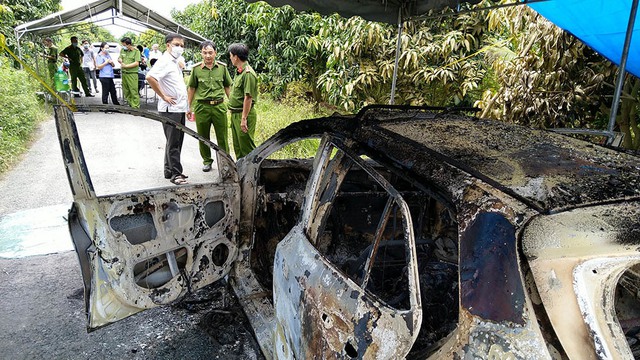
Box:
[146,33,190,185]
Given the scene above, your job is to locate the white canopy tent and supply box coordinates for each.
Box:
[14,0,207,61]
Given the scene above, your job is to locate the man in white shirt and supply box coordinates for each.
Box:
[81,39,99,94]
[148,43,162,63]
[146,33,190,185]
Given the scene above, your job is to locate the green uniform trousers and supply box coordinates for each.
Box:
[121,72,140,108]
[194,102,229,163]
[230,108,257,159]
[47,63,57,82]
[70,64,91,95]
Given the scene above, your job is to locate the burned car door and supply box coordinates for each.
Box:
[55,106,239,331]
[272,135,423,358]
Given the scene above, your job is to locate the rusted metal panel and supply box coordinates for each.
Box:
[55,105,241,331]
[273,226,420,359]
[523,202,640,359]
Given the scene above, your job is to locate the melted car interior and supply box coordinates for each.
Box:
[251,138,459,356]
[616,264,640,356]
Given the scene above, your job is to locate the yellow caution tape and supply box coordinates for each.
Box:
[0,33,76,111]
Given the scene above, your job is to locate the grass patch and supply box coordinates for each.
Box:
[252,95,332,159]
[0,60,48,174]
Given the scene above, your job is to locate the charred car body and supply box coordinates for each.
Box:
[55,105,640,359]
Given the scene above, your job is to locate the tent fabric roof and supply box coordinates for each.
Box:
[529,0,640,78]
[246,0,481,24]
[14,0,206,45]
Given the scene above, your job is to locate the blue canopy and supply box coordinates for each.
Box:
[529,0,640,77]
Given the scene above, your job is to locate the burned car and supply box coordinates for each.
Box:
[55,105,640,359]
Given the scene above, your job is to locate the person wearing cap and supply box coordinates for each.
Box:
[227,43,258,159]
[187,40,232,171]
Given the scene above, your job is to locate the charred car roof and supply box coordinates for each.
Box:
[348,107,640,213]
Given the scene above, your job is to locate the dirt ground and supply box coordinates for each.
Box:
[0,251,263,359]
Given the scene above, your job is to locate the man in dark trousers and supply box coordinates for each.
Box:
[146,33,189,185]
[187,40,232,171]
[59,36,93,97]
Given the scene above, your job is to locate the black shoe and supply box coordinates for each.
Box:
[202,164,212,172]
[86,94,95,97]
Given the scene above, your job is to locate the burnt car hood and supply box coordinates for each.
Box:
[357,108,640,213]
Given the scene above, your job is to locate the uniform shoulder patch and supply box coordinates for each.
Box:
[193,61,203,67]
[216,60,227,66]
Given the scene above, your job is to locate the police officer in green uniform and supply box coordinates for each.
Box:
[43,38,57,82]
[59,36,93,97]
[118,37,140,108]
[187,41,233,171]
[227,43,258,159]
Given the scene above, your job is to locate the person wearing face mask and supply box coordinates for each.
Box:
[117,37,141,108]
[146,33,190,185]
[81,39,99,95]
[95,42,120,105]
[59,36,94,97]
[187,40,232,170]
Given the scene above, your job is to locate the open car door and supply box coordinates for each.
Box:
[272,135,423,358]
[55,105,240,331]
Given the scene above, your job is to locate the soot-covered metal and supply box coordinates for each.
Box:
[57,105,640,359]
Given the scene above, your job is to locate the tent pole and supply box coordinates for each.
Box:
[390,8,402,105]
[606,0,639,145]
[15,28,24,68]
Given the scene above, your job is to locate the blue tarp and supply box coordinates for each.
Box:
[529,0,640,77]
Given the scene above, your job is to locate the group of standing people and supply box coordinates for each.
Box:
[145,33,257,185]
[57,36,95,98]
[43,33,258,186]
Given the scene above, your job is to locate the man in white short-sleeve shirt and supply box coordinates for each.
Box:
[146,33,190,185]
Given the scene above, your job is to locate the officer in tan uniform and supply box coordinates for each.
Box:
[187,40,232,171]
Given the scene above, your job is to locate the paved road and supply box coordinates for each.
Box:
[0,99,260,359]
[0,98,223,257]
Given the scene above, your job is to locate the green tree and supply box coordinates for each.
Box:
[1,0,61,38]
[139,30,165,51]
[1,0,62,68]
[246,2,327,100]
[55,22,116,44]
[172,0,258,64]
[317,4,488,110]
[120,31,139,44]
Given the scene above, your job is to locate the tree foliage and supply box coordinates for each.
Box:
[1,0,61,68]
[56,22,116,44]
[139,30,165,50]
[171,0,258,65]
[0,0,61,37]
